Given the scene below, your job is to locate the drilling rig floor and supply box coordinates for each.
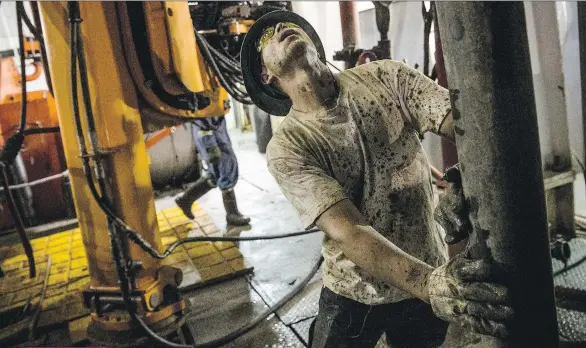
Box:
[0,203,251,344]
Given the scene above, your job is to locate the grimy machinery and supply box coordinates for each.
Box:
[4,1,586,347]
[1,1,299,346]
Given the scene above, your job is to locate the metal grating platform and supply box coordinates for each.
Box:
[557,306,586,343]
[0,203,251,333]
[553,238,586,343]
[553,238,586,293]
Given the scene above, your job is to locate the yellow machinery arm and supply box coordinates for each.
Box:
[37,1,222,344]
[116,1,230,129]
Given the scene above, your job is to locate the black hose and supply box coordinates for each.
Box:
[16,2,53,96]
[76,25,98,137]
[327,61,341,72]
[207,46,249,92]
[206,42,239,66]
[195,31,253,104]
[75,23,114,207]
[16,6,27,135]
[0,163,35,278]
[17,3,41,41]
[207,44,241,71]
[23,127,60,135]
[69,3,87,157]
[31,1,54,96]
[3,0,36,280]
[128,228,321,260]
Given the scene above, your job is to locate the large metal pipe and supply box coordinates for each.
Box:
[435,3,559,347]
[338,1,359,49]
[432,5,458,171]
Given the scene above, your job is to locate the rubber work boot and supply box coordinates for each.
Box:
[175,177,215,219]
[222,188,250,226]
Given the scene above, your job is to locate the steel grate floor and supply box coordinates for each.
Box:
[553,238,586,343]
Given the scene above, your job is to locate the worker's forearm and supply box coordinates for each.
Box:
[339,225,434,302]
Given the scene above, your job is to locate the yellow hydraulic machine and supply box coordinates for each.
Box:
[37,1,229,345]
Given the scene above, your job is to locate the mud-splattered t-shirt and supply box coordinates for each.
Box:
[267,60,451,305]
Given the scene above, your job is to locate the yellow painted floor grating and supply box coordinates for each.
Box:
[0,203,251,330]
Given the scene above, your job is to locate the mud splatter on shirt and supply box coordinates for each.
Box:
[267,60,451,305]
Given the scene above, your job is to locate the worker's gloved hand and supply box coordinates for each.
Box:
[434,164,471,244]
[428,256,513,338]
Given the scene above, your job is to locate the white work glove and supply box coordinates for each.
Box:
[428,255,513,338]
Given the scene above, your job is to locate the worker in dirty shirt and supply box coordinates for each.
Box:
[241,11,512,348]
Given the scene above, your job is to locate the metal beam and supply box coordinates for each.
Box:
[435,2,559,347]
[580,1,586,184]
[526,2,575,238]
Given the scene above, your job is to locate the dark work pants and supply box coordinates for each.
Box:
[192,120,238,190]
[308,287,448,348]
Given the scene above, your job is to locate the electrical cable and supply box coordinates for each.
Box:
[194,30,253,105]
[129,228,320,260]
[327,60,341,72]
[0,170,68,192]
[206,42,240,70]
[0,163,35,278]
[23,126,60,135]
[68,6,151,348]
[16,8,27,136]
[195,34,238,94]
[17,2,41,40]
[31,1,54,96]
[16,2,53,96]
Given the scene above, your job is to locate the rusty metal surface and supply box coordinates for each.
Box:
[339,1,359,48]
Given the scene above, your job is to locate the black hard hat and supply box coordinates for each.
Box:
[240,10,326,116]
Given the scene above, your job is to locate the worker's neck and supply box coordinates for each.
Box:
[283,63,339,115]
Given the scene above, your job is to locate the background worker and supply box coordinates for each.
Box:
[241,11,512,348]
[175,117,250,226]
